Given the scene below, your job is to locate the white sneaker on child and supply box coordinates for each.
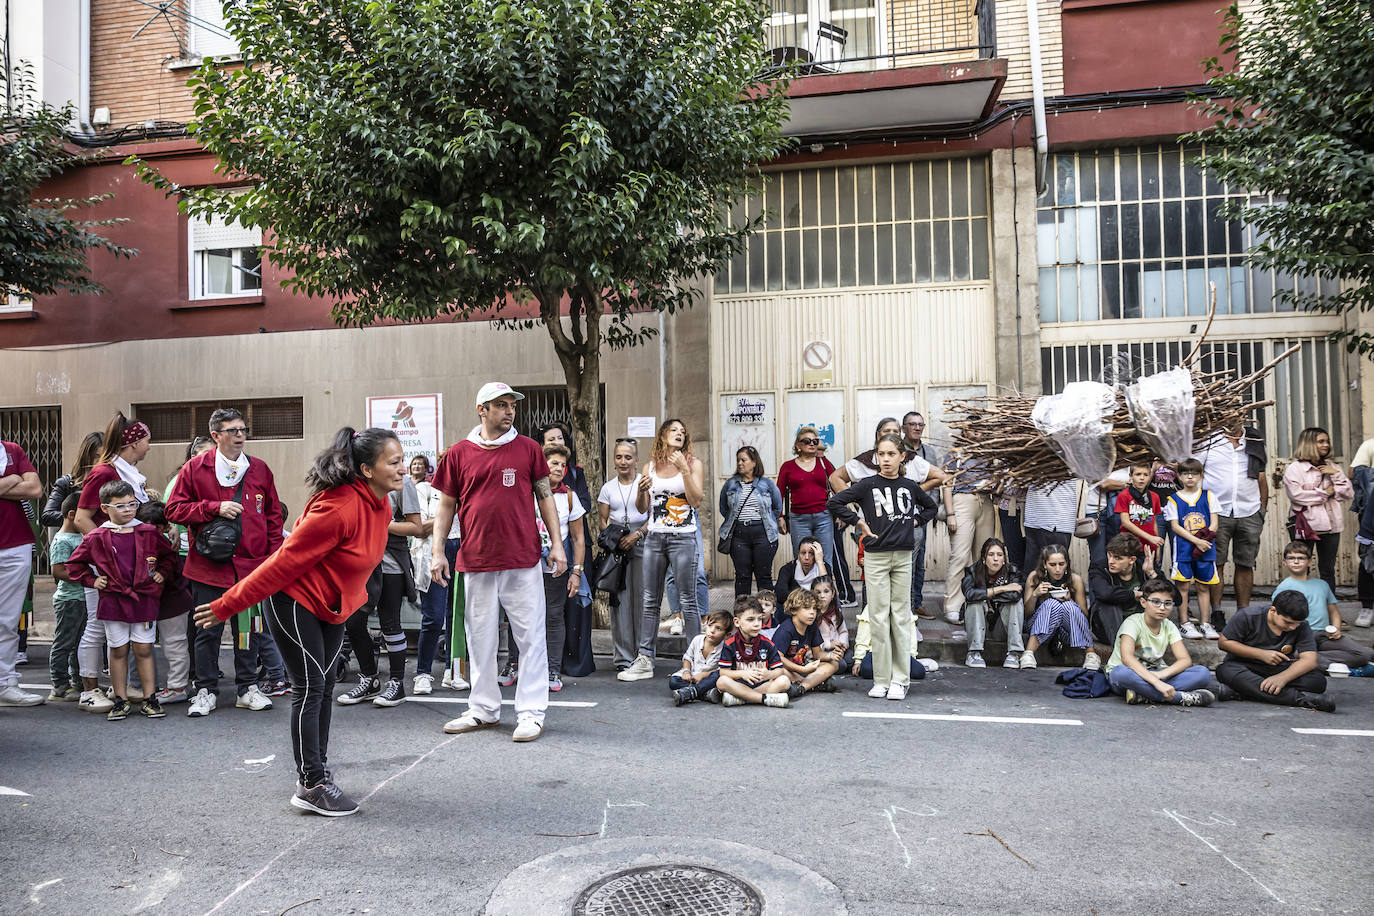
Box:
[722,693,745,707]
[1200,622,1221,640]
[80,688,115,713]
[1180,621,1204,639]
[867,684,888,698]
[1083,651,1103,671]
[886,683,907,701]
[1355,608,1374,628]
[413,674,433,695]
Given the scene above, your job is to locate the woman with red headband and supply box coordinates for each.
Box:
[75,413,154,534]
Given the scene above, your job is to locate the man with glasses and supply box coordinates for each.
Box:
[902,412,939,618]
[167,408,286,717]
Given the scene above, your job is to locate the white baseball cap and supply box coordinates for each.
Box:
[475,381,525,407]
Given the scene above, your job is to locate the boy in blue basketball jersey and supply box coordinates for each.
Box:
[1165,458,1221,640]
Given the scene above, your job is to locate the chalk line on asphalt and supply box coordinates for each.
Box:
[1159,809,1285,905]
[405,696,597,708]
[842,711,1083,726]
[1292,727,1374,737]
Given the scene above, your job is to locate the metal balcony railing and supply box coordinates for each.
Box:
[765,0,995,76]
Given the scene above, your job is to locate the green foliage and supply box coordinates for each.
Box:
[1190,0,1374,353]
[0,64,136,298]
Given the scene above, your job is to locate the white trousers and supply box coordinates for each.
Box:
[0,544,32,687]
[77,587,105,679]
[464,564,548,724]
[158,612,191,688]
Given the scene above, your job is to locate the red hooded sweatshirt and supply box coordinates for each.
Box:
[209,479,390,624]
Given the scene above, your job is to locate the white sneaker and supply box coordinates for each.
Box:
[722,693,744,707]
[1083,650,1103,672]
[512,718,543,742]
[617,655,654,681]
[1019,651,1038,669]
[762,693,789,708]
[0,685,44,706]
[668,616,684,636]
[867,684,888,698]
[1200,622,1221,640]
[1180,621,1204,639]
[965,651,986,668]
[1356,608,1374,628]
[413,673,434,695]
[187,688,216,717]
[236,684,273,711]
[80,687,115,713]
[918,658,939,673]
[886,683,907,701]
[1003,652,1021,669]
[441,669,470,691]
[443,713,499,734]
[944,611,961,625]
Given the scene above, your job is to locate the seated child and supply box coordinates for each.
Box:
[756,589,779,633]
[1088,533,1144,655]
[771,588,839,696]
[1105,577,1215,706]
[1272,541,1374,675]
[1114,459,1164,575]
[960,537,1024,669]
[1023,545,1097,670]
[1216,591,1333,711]
[669,609,731,706]
[1165,458,1221,640]
[717,596,792,708]
[46,492,86,701]
[811,575,849,669]
[64,480,177,721]
[850,610,929,682]
[136,501,197,703]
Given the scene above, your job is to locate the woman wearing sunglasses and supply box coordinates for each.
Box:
[776,427,837,573]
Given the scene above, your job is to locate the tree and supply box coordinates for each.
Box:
[134,0,790,485]
[1191,0,1374,352]
[1,64,136,298]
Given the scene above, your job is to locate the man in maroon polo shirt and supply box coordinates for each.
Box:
[0,439,44,707]
[167,408,285,717]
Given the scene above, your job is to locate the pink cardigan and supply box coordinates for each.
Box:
[1283,460,1354,534]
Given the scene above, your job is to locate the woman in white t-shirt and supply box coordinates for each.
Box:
[598,438,650,673]
[508,443,586,692]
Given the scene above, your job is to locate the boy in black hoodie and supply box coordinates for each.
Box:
[1089,533,1144,656]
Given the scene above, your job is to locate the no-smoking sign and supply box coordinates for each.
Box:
[802,339,833,387]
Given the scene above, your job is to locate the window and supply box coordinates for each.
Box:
[189,192,262,299]
[133,398,303,443]
[1036,144,1338,322]
[188,0,240,58]
[767,0,880,67]
[2,293,33,312]
[715,158,991,294]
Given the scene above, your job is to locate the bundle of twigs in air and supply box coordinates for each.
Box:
[944,340,1299,492]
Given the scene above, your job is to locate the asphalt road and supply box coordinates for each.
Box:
[3,647,1372,916]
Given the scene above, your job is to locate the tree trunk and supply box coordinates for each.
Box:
[539,287,605,521]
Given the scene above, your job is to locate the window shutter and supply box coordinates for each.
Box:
[190,208,261,252]
[189,0,240,58]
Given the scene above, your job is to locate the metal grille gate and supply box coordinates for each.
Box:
[0,405,63,573]
[514,384,607,468]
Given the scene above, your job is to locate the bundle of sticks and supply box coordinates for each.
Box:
[945,340,1299,492]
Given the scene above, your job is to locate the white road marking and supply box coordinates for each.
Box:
[1292,728,1374,737]
[600,800,648,838]
[0,786,32,796]
[842,711,1082,726]
[29,878,62,904]
[881,808,913,868]
[406,696,597,708]
[1159,809,1286,905]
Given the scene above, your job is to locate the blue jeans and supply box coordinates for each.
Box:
[668,670,719,693]
[1088,506,1119,572]
[666,527,709,622]
[789,512,835,574]
[1108,664,1211,702]
[417,537,460,675]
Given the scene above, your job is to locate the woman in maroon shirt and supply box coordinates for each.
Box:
[76,413,153,532]
[193,427,405,817]
[775,425,835,571]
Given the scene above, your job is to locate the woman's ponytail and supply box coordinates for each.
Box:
[306,426,398,494]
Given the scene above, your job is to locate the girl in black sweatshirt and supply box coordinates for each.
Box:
[827,435,936,700]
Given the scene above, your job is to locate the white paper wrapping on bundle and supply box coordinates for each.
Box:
[1127,367,1196,463]
[1029,381,1117,482]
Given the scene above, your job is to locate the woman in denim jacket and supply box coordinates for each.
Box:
[718,446,786,597]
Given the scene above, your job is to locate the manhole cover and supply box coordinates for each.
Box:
[572,864,763,916]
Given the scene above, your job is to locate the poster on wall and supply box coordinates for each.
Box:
[855,388,918,452]
[366,393,443,467]
[720,394,775,476]
[787,390,846,468]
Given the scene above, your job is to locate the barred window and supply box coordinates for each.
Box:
[715,158,991,294]
[133,398,304,444]
[1036,144,1338,323]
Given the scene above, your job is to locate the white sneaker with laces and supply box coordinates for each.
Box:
[1083,650,1103,671]
[1356,608,1374,628]
[512,718,543,742]
[617,655,654,681]
[236,685,273,711]
[722,693,744,707]
[944,611,961,625]
[1200,621,1221,640]
[886,683,907,701]
[0,685,43,706]
[442,669,471,691]
[187,688,216,717]
[762,693,789,708]
[1019,651,1038,669]
[965,651,986,668]
[867,684,888,698]
[80,687,115,713]
[668,616,684,636]
[1003,652,1021,669]
[1179,620,1204,639]
[443,713,499,734]
[413,673,434,695]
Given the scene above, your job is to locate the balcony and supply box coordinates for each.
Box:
[767,0,1005,138]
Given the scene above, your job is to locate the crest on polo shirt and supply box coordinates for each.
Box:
[502,468,516,487]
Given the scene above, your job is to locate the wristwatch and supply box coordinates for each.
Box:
[573,564,583,572]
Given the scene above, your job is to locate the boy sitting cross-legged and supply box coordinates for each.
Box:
[1215,590,1333,711]
[717,595,792,708]
[669,609,732,706]
[771,588,840,698]
[1105,577,1215,707]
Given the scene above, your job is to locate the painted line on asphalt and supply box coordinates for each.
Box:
[1292,727,1374,737]
[406,696,598,709]
[0,786,32,797]
[842,711,1083,726]
[19,683,49,690]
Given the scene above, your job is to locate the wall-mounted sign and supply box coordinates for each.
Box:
[366,393,443,466]
[802,338,834,388]
[720,394,775,475]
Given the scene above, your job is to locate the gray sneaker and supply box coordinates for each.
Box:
[1177,689,1215,708]
[616,655,654,682]
[291,780,358,817]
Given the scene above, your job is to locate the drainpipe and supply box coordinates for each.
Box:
[1025,0,1049,196]
[657,309,667,422]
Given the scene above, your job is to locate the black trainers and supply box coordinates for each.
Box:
[1295,691,1336,713]
[812,678,839,693]
[291,780,359,817]
[673,685,699,706]
[704,688,722,704]
[1212,682,1240,702]
[373,678,406,708]
[787,683,806,700]
[1177,689,1215,708]
[337,676,381,705]
[140,697,166,718]
[106,698,132,721]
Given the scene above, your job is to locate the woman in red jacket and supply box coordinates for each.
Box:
[193,427,405,817]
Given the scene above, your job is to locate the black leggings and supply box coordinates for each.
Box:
[265,593,346,787]
[345,572,407,680]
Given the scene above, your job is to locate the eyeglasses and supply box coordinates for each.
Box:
[798,437,819,446]
[615,438,637,444]
[216,426,250,437]
[1144,597,1177,609]
[904,421,925,428]
[103,501,139,512]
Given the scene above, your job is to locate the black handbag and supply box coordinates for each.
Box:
[194,478,247,563]
[597,521,631,553]
[595,549,628,592]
